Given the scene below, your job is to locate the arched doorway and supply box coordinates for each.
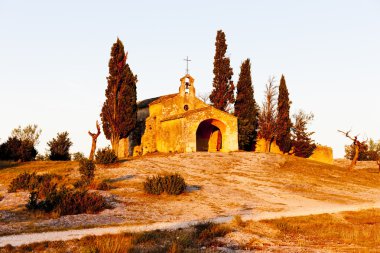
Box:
[196,119,225,152]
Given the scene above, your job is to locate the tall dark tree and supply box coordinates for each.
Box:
[276,75,292,153]
[234,59,258,151]
[0,137,37,162]
[48,132,72,161]
[101,38,137,155]
[209,30,235,112]
[292,111,316,158]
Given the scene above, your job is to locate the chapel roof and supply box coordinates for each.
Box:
[137,93,177,108]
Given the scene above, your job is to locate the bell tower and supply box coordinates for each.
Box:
[179,74,196,112]
[179,56,196,111]
[179,74,195,96]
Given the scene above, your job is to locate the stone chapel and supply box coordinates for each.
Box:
[118,74,238,157]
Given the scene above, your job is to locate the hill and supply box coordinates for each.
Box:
[0,152,379,241]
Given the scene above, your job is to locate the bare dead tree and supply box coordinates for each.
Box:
[88,121,101,160]
[197,92,211,104]
[258,76,278,152]
[338,130,367,171]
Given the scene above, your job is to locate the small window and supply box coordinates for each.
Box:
[184,105,189,111]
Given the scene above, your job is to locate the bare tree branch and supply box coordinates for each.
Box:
[338,129,367,171]
[88,120,101,160]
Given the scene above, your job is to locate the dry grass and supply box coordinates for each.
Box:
[1,152,380,237]
[0,223,230,252]
[246,208,380,251]
[0,161,78,185]
[2,209,380,252]
[82,234,133,253]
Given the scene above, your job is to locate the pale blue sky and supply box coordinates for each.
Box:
[0,0,379,158]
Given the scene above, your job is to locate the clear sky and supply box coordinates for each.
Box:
[0,0,379,158]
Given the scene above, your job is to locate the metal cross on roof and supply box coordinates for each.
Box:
[184,56,191,74]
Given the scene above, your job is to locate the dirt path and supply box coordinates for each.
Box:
[1,153,380,247]
[2,201,380,247]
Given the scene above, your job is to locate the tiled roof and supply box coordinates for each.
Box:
[137,93,178,108]
[149,93,177,105]
[161,107,211,122]
[137,97,160,108]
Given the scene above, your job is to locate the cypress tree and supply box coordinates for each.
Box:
[101,38,137,155]
[276,75,292,153]
[234,59,258,151]
[292,111,316,158]
[209,30,235,112]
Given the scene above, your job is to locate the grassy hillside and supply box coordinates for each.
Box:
[0,152,379,236]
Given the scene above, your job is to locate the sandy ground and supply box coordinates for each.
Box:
[1,201,380,247]
[1,152,380,247]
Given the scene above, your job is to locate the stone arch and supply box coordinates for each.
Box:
[196,119,226,152]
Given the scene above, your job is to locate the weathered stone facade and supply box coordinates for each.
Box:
[308,145,333,164]
[120,74,238,156]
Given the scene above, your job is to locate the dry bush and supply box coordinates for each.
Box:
[95,180,113,191]
[54,189,108,216]
[95,147,118,164]
[230,215,246,227]
[79,158,95,185]
[167,242,181,253]
[25,183,109,216]
[72,152,85,161]
[8,172,61,193]
[143,173,186,195]
[195,222,232,245]
[81,234,132,253]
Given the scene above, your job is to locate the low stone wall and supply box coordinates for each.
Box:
[309,145,334,164]
[255,138,334,164]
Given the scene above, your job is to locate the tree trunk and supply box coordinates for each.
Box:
[89,138,97,160]
[88,121,101,160]
[349,145,359,171]
[264,139,270,152]
[111,136,119,157]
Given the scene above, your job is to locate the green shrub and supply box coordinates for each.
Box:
[96,180,112,191]
[35,154,46,161]
[95,147,118,164]
[47,132,72,161]
[0,137,37,162]
[8,172,61,193]
[54,189,108,216]
[79,159,95,185]
[143,173,186,195]
[27,187,108,216]
[73,152,85,161]
[26,191,39,210]
[143,175,164,195]
[163,174,187,195]
[195,222,232,245]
